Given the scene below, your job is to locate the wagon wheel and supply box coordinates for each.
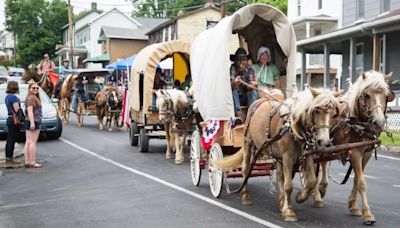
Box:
[190,131,202,186]
[138,128,149,152]
[76,102,84,127]
[61,99,70,125]
[208,143,224,198]
[129,121,139,146]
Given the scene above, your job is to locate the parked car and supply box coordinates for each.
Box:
[0,65,8,84]
[0,83,62,140]
[0,66,24,84]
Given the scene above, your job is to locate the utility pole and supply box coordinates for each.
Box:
[13,33,16,66]
[220,0,226,18]
[67,0,74,67]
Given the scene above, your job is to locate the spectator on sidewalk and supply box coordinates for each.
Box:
[4,81,22,165]
[24,83,43,168]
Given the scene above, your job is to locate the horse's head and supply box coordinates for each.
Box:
[106,87,121,109]
[155,89,172,122]
[291,88,340,148]
[348,70,393,128]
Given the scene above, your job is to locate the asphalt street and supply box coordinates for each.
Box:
[0,116,399,228]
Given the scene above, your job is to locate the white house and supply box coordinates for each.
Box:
[56,3,142,68]
[0,30,15,62]
[288,0,343,90]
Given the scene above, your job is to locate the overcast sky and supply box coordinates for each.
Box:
[0,0,134,30]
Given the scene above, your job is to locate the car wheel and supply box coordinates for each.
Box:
[48,118,63,139]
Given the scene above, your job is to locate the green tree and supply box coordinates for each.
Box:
[5,0,68,66]
[131,0,287,18]
[247,0,287,14]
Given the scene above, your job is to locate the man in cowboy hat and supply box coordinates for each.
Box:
[230,48,258,120]
[59,59,72,78]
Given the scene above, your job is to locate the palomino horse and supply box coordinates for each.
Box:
[156,89,195,164]
[215,88,340,222]
[95,85,123,131]
[21,67,53,96]
[58,74,78,121]
[312,71,395,225]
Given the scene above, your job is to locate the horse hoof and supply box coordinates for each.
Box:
[282,209,297,222]
[295,192,308,204]
[313,200,324,208]
[241,199,252,206]
[349,208,362,217]
[108,128,112,132]
[166,154,172,159]
[175,160,183,165]
[363,217,376,226]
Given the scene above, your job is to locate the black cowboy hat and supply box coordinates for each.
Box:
[63,59,69,62]
[230,48,250,62]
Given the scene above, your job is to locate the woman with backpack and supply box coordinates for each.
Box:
[4,81,22,166]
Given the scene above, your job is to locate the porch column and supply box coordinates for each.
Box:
[372,34,381,71]
[301,49,307,91]
[349,37,356,82]
[306,22,311,39]
[323,43,330,88]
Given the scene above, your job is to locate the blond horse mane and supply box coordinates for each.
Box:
[161,89,189,113]
[345,70,390,117]
[60,74,77,99]
[290,88,339,140]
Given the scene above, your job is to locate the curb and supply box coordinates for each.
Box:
[0,141,25,170]
[380,145,400,156]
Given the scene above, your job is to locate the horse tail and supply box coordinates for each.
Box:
[213,148,244,170]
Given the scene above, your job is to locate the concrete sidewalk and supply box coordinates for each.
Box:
[0,141,25,172]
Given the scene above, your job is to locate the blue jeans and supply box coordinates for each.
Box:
[232,89,259,113]
[72,93,86,112]
[6,117,19,160]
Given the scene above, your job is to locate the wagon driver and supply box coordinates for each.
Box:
[230,48,258,120]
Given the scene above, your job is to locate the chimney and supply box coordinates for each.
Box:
[204,0,215,7]
[91,2,97,11]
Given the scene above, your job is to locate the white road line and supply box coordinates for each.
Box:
[377,154,400,161]
[60,138,282,228]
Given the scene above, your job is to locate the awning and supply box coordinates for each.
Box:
[98,34,107,43]
[83,53,110,63]
[106,54,136,70]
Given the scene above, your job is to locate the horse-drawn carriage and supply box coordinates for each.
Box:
[58,68,114,128]
[129,40,192,154]
[189,4,393,224]
[189,3,297,197]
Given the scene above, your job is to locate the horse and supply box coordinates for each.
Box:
[312,70,395,225]
[95,85,123,131]
[21,67,53,97]
[155,89,195,165]
[58,74,78,121]
[214,88,340,222]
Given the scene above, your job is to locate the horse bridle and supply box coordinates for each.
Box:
[358,88,386,122]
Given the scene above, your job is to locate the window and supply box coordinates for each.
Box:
[318,0,322,9]
[164,27,168,42]
[379,35,386,73]
[171,24,176,40]
[357,0,365,19]
[356,42,364,76]
[309,54,324,66]
[297,0,301,16]
[381,0,390,13]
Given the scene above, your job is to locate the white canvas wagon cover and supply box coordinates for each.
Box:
[130,40,191,113]
[191,4,297,122]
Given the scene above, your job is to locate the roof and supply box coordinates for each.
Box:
[100,26,149,41]
[133,17,169,29]
[90,8,141,27]
[292,14,338,26]
[146,5,221,35]
[298,9,400,51]
[61,9,102,29]
[83,53,110,63]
